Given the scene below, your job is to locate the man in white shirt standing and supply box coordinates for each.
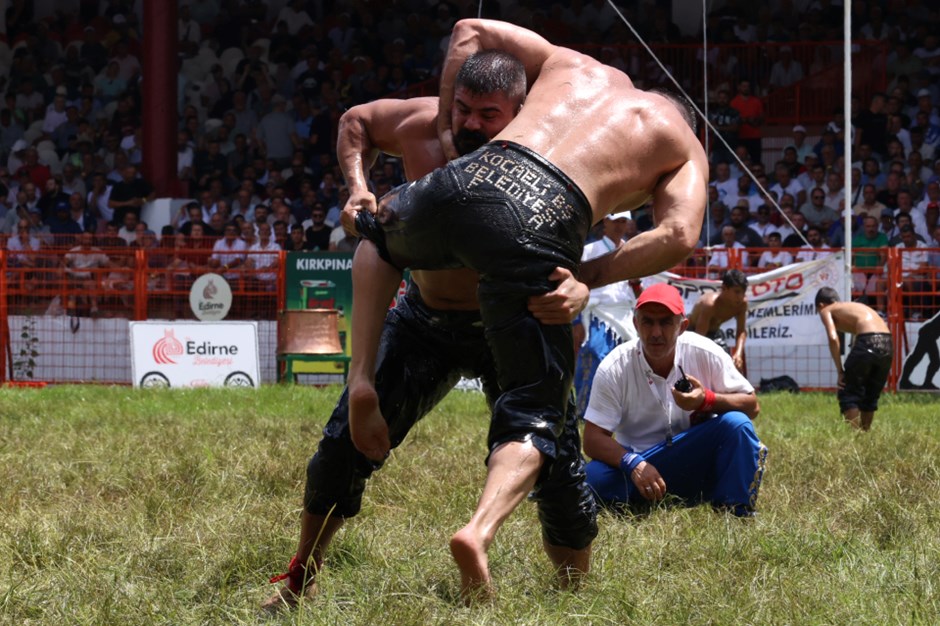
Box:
[896,225,930,319]
[582,283,765,517]
[573,211,640,418]
[246,222,281,290]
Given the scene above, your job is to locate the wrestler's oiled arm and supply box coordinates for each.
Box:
[580,160,706,289]
[337,105,383,227]
[337,98,437,233]
[820,310,843,376]
[732,305,747,361]
[438,19,556,158]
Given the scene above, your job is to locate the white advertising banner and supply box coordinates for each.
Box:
[644,252,846,346]
[129,321,260,388]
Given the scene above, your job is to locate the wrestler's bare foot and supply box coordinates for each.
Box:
[450,526,494,605]
[843,408,862,430]
[348,381,390,461]
[259,580,318,615]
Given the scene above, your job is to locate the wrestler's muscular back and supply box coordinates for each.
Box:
[372,97,481,310]
[828,302,890,335]
[491,49,704,223]
[689,292,741,333]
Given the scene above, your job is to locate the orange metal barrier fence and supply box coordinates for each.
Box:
[706,246,939,392]
[1,241,284,384]
[0,244,935,390]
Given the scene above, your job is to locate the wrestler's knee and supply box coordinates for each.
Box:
[303,436,373,518]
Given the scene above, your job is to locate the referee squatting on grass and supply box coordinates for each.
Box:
[583,283,767,516]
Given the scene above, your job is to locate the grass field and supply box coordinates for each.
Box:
[1,385,939,625]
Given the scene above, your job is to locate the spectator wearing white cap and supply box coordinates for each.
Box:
[768,45,803,90]
[790,124,815,163]
[573,209,641,420]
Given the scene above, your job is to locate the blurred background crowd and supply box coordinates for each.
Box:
[0,0,937,303]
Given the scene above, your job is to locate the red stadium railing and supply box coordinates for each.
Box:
[0,244,935,389]
[0,240,285,384]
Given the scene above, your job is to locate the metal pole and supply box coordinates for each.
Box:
[142,0,179,198]
[843,0,853,301]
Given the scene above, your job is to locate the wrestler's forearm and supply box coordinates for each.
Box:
[337,109,379,194]
[580,226,694,289]
[827,337,843,374]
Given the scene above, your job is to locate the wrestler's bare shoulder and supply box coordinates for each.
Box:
[346,97,439,154]
[375,97,445,180]
[390,97,439,133]
[828,302,889,334]
[500,89,693,216]
[688,294,713,322]
[697,292,720,308]
[538,46,634,87]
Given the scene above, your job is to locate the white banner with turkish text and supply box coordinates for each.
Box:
[642,252,846,346]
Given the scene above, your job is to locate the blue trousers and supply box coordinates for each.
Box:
[585,412,767,516]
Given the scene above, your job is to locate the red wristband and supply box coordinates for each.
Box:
[699,388,716,413]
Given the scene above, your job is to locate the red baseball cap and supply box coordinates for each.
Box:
[635,283,684,315]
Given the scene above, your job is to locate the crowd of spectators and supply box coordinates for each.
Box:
[0,0,937,318]
[677,1,940,320]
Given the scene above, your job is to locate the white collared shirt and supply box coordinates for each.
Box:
[795,244,832,262]
[585,332,753,453]
[581,236,636,308]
